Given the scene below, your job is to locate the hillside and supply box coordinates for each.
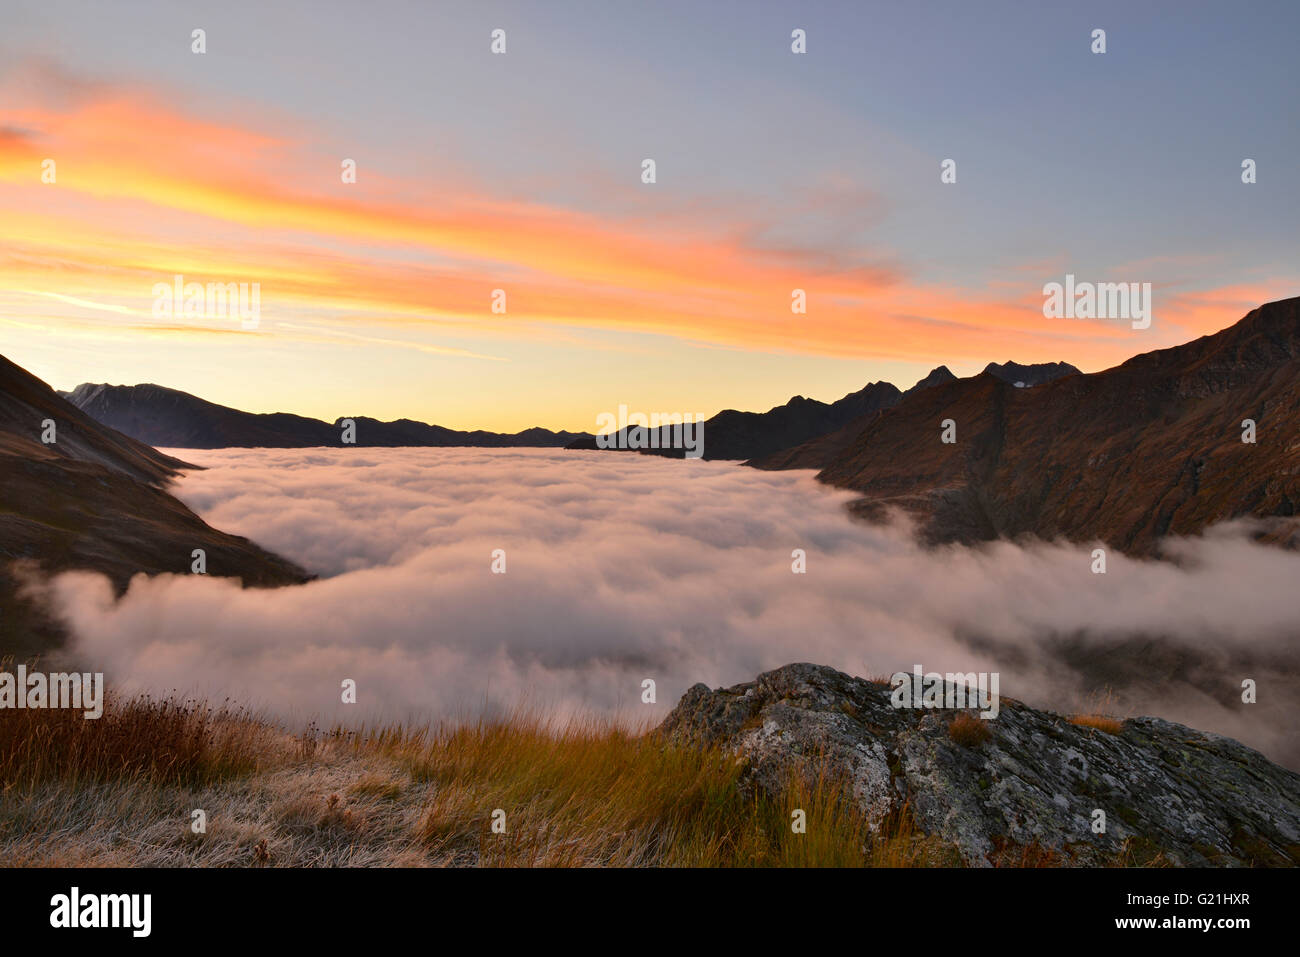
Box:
[752,297,1300,554]
[0,357,311,655]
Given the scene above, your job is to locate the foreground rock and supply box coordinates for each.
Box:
[660,663,1300,866]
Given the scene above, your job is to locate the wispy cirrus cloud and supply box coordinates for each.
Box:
[4,59,1285,373]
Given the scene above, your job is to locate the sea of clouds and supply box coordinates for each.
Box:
[38,448,1300,767]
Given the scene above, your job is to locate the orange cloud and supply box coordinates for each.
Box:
[0,68,1289,375]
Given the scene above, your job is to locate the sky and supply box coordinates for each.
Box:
[1,0,1297,432]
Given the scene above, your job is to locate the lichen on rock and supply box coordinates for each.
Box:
[658,663,1300,866]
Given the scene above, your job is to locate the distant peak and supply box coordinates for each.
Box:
[904,366,958,395]
[64,382,194,410]
[983,361,1081,387]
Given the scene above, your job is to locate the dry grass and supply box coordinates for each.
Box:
[0,687,1146,868]
[369,716,956,867]
[947,711,993,748]
[348,772,404,801]
[1069,714,1125,735]
[989,836,1064,867]
[1069,688,1126,735]
[0,691,279,788]
[0,691,960,867]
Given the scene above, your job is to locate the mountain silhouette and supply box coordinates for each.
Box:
[63,382,591,449]
[983,360,1080,388]
[566,363,1073,461]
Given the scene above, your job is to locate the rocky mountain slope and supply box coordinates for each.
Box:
[661,663,1300,866]
[1,357,310,655]
[752,297,1300,554]
[64,382,590,449]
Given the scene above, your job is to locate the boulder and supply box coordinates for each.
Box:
[659,662,1300,866]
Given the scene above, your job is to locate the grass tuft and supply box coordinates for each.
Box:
[1069,714,1125,735]
[948,712,993,748]
[0,691,275,789]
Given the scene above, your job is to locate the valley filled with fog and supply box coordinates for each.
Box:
[35,447,1300,767]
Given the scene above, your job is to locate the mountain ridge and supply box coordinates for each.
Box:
[751,296,1300,555]
[983,359,1081,387]
[565,362,1077,461]
[63,382,592,450]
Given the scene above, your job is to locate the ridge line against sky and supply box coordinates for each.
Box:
[1,0,1297,433]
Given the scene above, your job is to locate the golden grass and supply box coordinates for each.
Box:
[368,716,956,867]
[348,772,405,801]
[0,685,1149,868]
[1068,688,1126,735]
[1069,714,1125,735]
[0,691,278,788]
[0,689,960,867]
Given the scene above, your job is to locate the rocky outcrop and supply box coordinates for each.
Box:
[660,663,1300,867]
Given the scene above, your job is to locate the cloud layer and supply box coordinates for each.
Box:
[39,448,1300,767]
